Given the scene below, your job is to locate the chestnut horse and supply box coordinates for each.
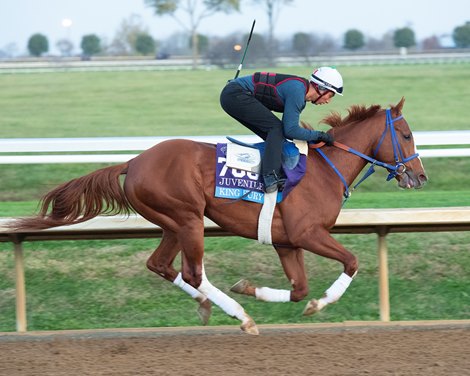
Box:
[13,98,427,335]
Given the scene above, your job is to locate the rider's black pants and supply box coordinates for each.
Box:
[220,81,283,176]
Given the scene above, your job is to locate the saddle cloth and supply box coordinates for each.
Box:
[214,139,307,204]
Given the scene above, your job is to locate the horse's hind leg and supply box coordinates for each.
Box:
[177,223,258,335]
[198,261,258,335]
[231,246,308,303]
[146,230,179,280]
[146,230,212,325]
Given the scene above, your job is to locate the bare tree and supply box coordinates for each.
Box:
[145,0,241,69]
[109,15,151,55]
[251,0,294,63]
[422,35,441,50]
[56,39,74,57]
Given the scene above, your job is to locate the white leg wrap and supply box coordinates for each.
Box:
[255,287,291,302]
[173,272,207,301]
[319,272,353,306]
[197,266,247,321]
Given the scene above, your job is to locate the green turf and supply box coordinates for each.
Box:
[1,64,469,139]
[1,231,469,332]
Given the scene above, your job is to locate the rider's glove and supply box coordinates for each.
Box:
[311,131,334,146]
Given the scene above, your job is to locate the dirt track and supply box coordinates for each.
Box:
[1,321,469,376]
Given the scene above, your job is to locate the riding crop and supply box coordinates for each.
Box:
[234,19,256,79]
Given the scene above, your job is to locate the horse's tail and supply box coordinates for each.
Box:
[12,163,132,230]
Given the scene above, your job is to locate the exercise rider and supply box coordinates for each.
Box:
[220,66,343,193]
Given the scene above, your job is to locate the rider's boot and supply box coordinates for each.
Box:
[262,170,286,193]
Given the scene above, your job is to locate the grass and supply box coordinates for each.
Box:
[1,232,469,332]
[1,64,470,139]
[0,63,469,332]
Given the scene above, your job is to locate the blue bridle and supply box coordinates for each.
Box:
[314,109,420,203]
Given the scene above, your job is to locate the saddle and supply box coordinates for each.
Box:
[214,137,308,204]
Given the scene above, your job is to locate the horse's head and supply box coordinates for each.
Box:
[373,98,428,189]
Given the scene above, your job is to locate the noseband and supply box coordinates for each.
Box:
[312,108,420,202]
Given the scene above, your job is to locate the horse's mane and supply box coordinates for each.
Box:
[321,104,382,128]
[301,98,405,130]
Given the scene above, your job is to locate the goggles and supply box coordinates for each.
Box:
[318,85,335,96]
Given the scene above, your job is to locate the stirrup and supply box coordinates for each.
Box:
[263,171,286,193]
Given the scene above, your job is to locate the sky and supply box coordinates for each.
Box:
[1,0,468,56]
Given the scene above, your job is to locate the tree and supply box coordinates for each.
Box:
[453,21,470,48]
[242,32,268,64]
[81,34,101,58]
[344,29,364,51]
[205,32,267,67]
[56,39,74,57]
[189,33,209,54]
[27,33,48,57]
[365,32,394,51]
[422,35,440,50]
[393,27,416,49]
[145,0,240,69]
[251,0,294,63]
[317,34,338,54]
[110,15,150,55]
[135,33,156,55]
[205,34,240,67]
[292,32,311,62]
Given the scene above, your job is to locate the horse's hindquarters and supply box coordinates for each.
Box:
[124,140,212,231]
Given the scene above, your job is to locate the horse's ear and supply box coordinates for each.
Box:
[393,97,405,115]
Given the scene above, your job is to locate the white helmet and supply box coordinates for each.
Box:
[309,66,344,96]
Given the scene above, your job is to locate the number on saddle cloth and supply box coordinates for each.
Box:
[214,137,307,204]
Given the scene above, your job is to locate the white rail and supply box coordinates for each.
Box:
[1,131,469,164]
[1,52,469,74]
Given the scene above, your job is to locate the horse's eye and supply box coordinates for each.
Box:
[403,134,412,140]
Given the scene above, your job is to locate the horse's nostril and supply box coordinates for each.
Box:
[419,174,428,184]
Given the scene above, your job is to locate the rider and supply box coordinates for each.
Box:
[220,66,343,193]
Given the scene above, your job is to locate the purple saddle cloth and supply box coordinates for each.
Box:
[214,141,307,204]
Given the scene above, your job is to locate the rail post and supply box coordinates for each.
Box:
[12,236,27,332]
[377,226,390,322]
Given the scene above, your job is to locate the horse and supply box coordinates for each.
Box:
[12,98,427,335]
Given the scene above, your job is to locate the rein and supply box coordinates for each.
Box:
[310,109,420,204]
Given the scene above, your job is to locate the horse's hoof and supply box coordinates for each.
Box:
[197,299,212,325]
[230,279,251,294]
[302,299,326,316]
[240,318,259,335]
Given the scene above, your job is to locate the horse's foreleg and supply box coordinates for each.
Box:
[230,247,308,303]
[302,272,354,315]
[146,230,211,325]
[300,228,358,316]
